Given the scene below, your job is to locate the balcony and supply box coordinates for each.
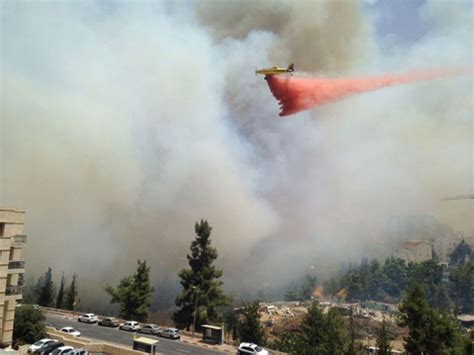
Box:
[11,234,27,246]
[7,260,25,274]
[5,286,23,300]
[5,286,23,296]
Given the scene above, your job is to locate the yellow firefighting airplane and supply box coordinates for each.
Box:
[256,63,294,76]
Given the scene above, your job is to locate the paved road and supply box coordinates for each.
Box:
[46,313,227,355]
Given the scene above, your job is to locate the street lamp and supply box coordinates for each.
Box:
[192,286,199,339]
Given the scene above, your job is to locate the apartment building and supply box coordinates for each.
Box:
[0,207,26,345]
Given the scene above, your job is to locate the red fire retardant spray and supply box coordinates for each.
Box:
[265,68,469,116]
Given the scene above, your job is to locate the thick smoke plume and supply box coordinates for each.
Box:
[267,68,470,116]
[1,0,472,308]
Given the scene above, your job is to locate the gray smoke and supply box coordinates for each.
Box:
[1,0,472,308]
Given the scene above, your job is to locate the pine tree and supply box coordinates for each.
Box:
[65,274,78,311]
[398,284,430,354]
[399,283,463,354]
[375,317,392,355]
[300,302,326,351]
[346,307,362,355]
[173,220,229,330]
[38,267,54,307]
[449,240,471,267]
[105,260,154,322]
[322,308,348,355]
[56,273,65,309]
[238,301,266,345]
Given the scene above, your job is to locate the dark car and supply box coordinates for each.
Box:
[35,341,65,354]
[98,317,120,327]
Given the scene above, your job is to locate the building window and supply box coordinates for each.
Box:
[0,223,4,237]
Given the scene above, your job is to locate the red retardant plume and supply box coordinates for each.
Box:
[265,68,469,116]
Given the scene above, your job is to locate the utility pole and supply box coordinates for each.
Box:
[192,286,199,339]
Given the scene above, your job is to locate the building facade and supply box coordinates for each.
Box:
[0,207,26,345]
[396,240,432,263]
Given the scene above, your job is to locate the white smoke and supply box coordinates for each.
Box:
[1,0,472,306]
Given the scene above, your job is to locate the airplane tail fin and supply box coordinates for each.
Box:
[288,63,294,72]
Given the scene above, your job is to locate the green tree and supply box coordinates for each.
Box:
[432,283,452,312]
[408,260,443,305]
[300,301,326,352]
[38,267,54,307]
[449,240,471,267]
[224,309,239,340]
[56,273,65,309]
[375,317,392,355]
[238,301,266,345]
[398,284,431,354]
[346,307,362,355]
[399,284,463,354]
[322,308,348,355]
[105,260,154,322]
[13,305,46,344]
[272,302,349,355]
[449,260,474,313]
[173,220,229,330]
[285,274,317,301]
[65,274,78,311]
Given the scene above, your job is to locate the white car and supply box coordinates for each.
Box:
[238,343,269,355]
[160,328,180,339]
[51,346,74,354]
[78,313,98,323]
[27,338,56,353]
[119,321,140,331]
[60,326,81,337]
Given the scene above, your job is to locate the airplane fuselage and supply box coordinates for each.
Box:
[256,63,294,76]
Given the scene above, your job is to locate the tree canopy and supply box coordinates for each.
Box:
[238,301,266,345]
[449,240,471,267]
[38,267,54,307]
[56,273,65,309]
[65,274,78,311]
[13,305,46,345]
[173,220,229,330]
[398,284,464,354]
[105,260,154,322]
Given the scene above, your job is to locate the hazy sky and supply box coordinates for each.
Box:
[1,0,472,305]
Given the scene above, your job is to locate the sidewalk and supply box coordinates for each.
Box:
[180,334,236,353]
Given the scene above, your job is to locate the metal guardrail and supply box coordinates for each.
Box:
[11,234,27,245]
[5,286,23,295]
[8,260,25,269]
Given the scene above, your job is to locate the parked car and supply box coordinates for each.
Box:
[78,313,98,323]
[138,323,162,335]
[28,339,56,353]
[64,349,89,355]
[51,346,74,355]
[238,343,269,355]
[35,341,65,354]
[60,326,81,337]
[98,317,120,327]
[160,328,180,339]
[119,321,140,332]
